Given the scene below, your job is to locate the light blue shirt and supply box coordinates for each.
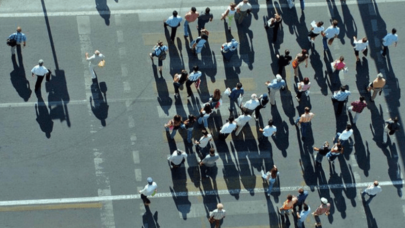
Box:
[153,45,168,56]
[188,71,202,81]
[383,33,398,46]
[299,207,311,222]
[224,39,239,52]
[268,79,286,90]
[332,90,351,101]
[165,16,183,27]
[9,32,27,43]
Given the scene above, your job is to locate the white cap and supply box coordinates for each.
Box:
[276,74,282,81]
[321,197,328,204]
[377,73,383,78]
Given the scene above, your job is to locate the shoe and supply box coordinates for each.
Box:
[184,35,188,38]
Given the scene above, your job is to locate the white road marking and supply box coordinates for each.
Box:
[128,115,135,128]
[116,30,124,43]
[0,180,402,207]
[132,151,140,164]
[135,169,142,182]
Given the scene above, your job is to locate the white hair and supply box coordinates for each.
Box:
[251,94,257,99]
[276,74,282,81]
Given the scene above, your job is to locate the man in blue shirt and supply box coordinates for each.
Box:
[228,82,244,116]
[266,74,286,106]
[296,203,311,228]
[164,11,183,43]
[294,188,308,212]
[332,85,351,114]
[8,26,27,56]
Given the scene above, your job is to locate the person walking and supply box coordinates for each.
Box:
[198,103,213,129]
[366,73,386,102]
[221,38,239,62]
[227,83,244,116]
[276,50,292,76]
[167,149,188,168]
[164,115,183,139]
[348,96,367,124]
[186,65,202,97]
[8,26,27,56]
[332,85,351,114]
[279,194,298,216]
[197,8,213,36]
[190,30,209,55]
[313,141,330,165]
[294,188,308,212]
[181,114,197,143]
[173,70,188,97]
[333,124,353,146]
[330,56,347,84]
[209,89,222,110]
[220,3,237,32]
[295,107,315,139]
[312,197,330,227]
[323,20,340,51]
[240,93,259,115]
[261,165,279,196]
[149,41,168,74]
[86,50,105,79]
[361,181,382,204]
[31,59,50,92]
[308,20,324,44]
[292,49,309,77]
[164,10,183,42]
[381,28,398,57]
[326,142,344,163]
[254,94,269,121]
[383,116,400,144]
[235,108,252,136]
[353,36,369,62]
[235,0,252,25]
[296,203,311,228]
[195,129,213,157]
[209,203,226,228]
[219,116,237,140]
[259,119,277,141]
[295,77,311,102]
[139,177,157,205]
[266,75,286,106]
[200,148,219,179]
[184,7,199,38]
[264,12,282,43]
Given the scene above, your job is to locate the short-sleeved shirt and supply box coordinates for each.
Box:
[278,55,292,66]
[243,99,260,110]
[324,26,340,39]
[383,33,398,46]
[263,125,277,137]
[202,154,219,167]
[210,209,226,220]
[9,32,27,43]
[268,79,286,90]
[220,122,237,134]
[198,13,213,26]
[188,71,202,81]
[168,151,188,165]
[87,54,105,65]
[165,15,183,27]
[153,45,168,56]
[296,191,308,205]
[227,6,236,16]
[31,65,48,76]
[296,53,309,63]
[198,135,212,148]
[314,203,330,215]
[332,90,351,101]
[318,147,330,156]
[229,88,244,99]
[139,182,157,196]
[236,115,252,126]
[365,186,382,195]
[310,21,324,34]
[298,82,311,92]
[354,39,369,51]
[236,2,252,12]
[351,100,367,113]
[299,207,311,222]
[339,129,353,140]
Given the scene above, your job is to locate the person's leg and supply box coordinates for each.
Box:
[35,76,44,91]
[228,15,234,30]
[203,116,209,128]
[371,88,379,101]
[294,66,298,77]
[301,122,308,138]
[171,26,177,41]
[11,45,17,55]
[184,20,189,37]
[198,117,203,125]
[333,132,341,144]
[170,128,177,139]
[238,11,246,24]
[173,82,180,95]
[353,111,360,124]
[366,194,376,203]
[273,26,279,42]
[187,127,193,143]
[336,101,344,114]
[383,126,388,143]
[300,0,305,10]
[323,37,328,50]
[270,89,276,105]
[186,80,193,97]
[316,153,323,164]
[354,49,359,61]
[89,64,96,79]
[314,214,322,227]
[268,180,275,194]
[363,47,368,57]
[215,219,220,228]
[235,125,242,136]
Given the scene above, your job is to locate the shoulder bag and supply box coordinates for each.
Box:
[158,47,166,60]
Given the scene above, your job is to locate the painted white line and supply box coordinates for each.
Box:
[128,115,135,128]
[121,64,128,77]
[0,0,402,18]
[116,30,124,43]
[0,180,402,207]
[123,81,131,92]
[134,169,142,182]
[114,14,122,27]
[132,151,140,164]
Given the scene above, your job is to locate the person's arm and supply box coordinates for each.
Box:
[85,52,89,60]
[221,9,230,20]
[305,57,308,67]
[259,128,264,132]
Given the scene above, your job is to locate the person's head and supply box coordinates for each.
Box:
[230,3,236,9]
[346,124,352,131]
[339,56,344,62]
[275,14,281,20]
[177,150,183,155]
[217,203,224,210]
[276,74,282,82]
[209,148,215,155]
[205,7,210,14]
[173,115,182,123]
[191,7,197,13]
[332,20,338,27]
[262,93,269,101]
[17,26,22,32]
[298,188,304,194]
[213,89,221,99]
[336,142,342,150]
[202,129,208,136]
[303,203,309,211]
[362,37,368,43]
[271,166,278,178]
[287,194,293,201]
[157,40,163,46]
[303,77,310,85]
[236,82,243,89]
[285,49,290,56]
[147,177,153,185]
[323,141,330,148]
[374,181,379,186]
[193,65,199,72]
[317,21,324,27]
[377,73,384,79]
[268,119,274,126]
[172,10,178,17]
[251,93,257,100]
[38,59,44,66]
[228,115,235,122]
[242,108,249,116]
[243,0,249,3]
[181,70,188,78]
[304,107,310,113]
[95,50,100,56]
[204,103,212,113]
[302,49,307,55]
[392,28,397,34]
[340,86,346,91]
[359,96,365,102]
[393,116,399,123]
[321,197,328,205]
[188,114,196,121]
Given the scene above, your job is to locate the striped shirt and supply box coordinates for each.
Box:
[9,32,27,43]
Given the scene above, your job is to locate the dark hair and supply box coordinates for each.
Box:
[302,49,307,55]
[392,28,397,34]
[339,56,344,61]
[193,65,199,71]
[340,86,346,91]
[228,116,235,122]
[393,116,399,122]
[236,82,242,89]
[346,124,352,130]
[359,96,365,101]
[270,167,278,178]
[303,203,309,211]
[173,10,178,17]
[191,7,196,12]
[303,77,310,84]
[213,89,221,100]
[298,188,304,194]
[188,114,196,121]
[242,108,249,115]
[202,129,208,135]
[318,21,324,26]
[362,37,368,42]
[205,7,210,14]
[204,103,212,114]
[304,107,310,113]
[209,148,215,154]
[285,49,290,55]
[179,70,188,83]
[268,119,273,126]
[287,194,293,201]
[173,115,182,124]
[332,20,338,27]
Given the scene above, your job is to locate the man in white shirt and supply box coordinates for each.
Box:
[361,181,382,204]
[164,10,183,42]
[259,119,277,141]
[209,203,226,228]
[200,148,219,179]
[194,129,212,157]
[381,28,398,57]
[308,21,324,43]
[353,36,369,61]
[241,93,259,115]
[236,0,252,24]
[186,65,202,97]
[296,203,311,228]
[167,150,188,168]
[139,177,157,205]
[235,108,252,136]
[323,20,340,51]
[86,50,105,79]
[31,59,49,92]
[333,124,353,146]
[219,116,237,140]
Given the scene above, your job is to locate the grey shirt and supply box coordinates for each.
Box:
[201,154,219,167]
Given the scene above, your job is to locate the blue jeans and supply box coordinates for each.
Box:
[300,122,310,137]
[181,125,193,143]
[184,20,189,37]
[323,36,329,50]
[198,116,209,128]
[300,0,305,10]
[333,132,348,146]
[165,127,178,139]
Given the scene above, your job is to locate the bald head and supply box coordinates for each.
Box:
[217,203,224,209]
[17,27,22,32]
[374,181,379,186]
[95,50,100,55]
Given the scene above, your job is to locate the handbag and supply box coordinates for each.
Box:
[98,60,105,68]
[328,38,334,45]
[221,43,228,53]
[208,217,215,224]
[292,59,299,68]
[158,47,166,60]
[7,38,17,47]
[224,88,231,96]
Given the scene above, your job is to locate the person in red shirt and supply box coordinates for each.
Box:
[347,96,367,124]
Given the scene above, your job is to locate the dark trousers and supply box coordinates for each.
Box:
[35,76,45,91]
[200,165,213,178]
[254,105,265,118]
[277,63,287,75]
[186,80,196,96]
[164,22,177,41]
[361,192,376,203]
[273,25,279,42]
[141,194,151,205]
[173,82,182,94]
[219,133,230,140]
[382,45,388,56]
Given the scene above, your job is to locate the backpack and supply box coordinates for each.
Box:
[7,35,16,47]
[158,47,166,60]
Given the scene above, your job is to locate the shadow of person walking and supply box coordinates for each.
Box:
[90,79,109,126]
[35,92,54,138]
[10,51,31,101]
[95,0,111,25]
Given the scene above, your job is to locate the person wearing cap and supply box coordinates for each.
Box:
[199,148,219,179]
[86,50,105,79]
[234,108,252,136]
[312,198,330,227]
[184,7,199,38]
[167,149,188,168]
[164,10,183,42]
[366,73,386,102]
[8,26,27,56]
[240,93,259,115]
[266,75,286,106]
[139,177,157,205]
[361,180,382,204]
[254,93,269,121]
[31,59,50,92]
[209,203,226,228]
